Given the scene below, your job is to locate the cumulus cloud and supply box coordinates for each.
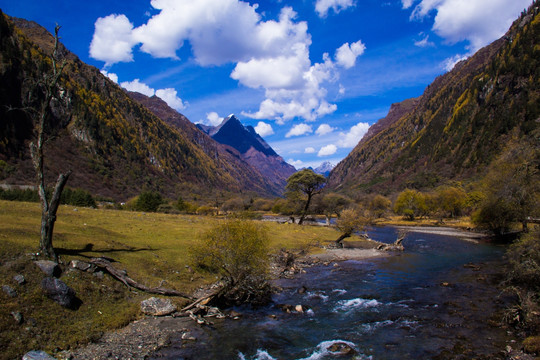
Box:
[410,0,531,51]
[401,0,415,9]
[155,88,186,111]
[339,122,370,147]
[100,70,119,83]
[90,14,136,67]
[318,144,338,157]
[206,112,223,126]
[315,0,355,17]
[442,53,469,71]
[286,123,313,138]
[305,147,316,154]
[120,79,185,110]
[288,159,303,168]
[335,40,366,69]
[315,124,336,136]
[90,2,360,122]
[254,122,274,137]
[120,79,155,97]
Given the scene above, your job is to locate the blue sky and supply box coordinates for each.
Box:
[1,0,530,169]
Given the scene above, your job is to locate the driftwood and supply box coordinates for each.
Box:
[89,257,193,299]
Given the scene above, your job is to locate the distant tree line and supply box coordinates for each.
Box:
[0,187,96,208]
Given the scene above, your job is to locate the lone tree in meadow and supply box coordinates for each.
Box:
[285,169,326,225]
[26,25,71,260]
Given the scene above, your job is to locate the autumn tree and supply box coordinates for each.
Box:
[435,186,467,218]
[314,192,351,225]
[334,207,370,248]
[473,143,540,234]
[26,25,71,260]
[393,189,427,221]
[368,194,392,218]
[285,169,326,225]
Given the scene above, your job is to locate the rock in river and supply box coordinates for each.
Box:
[140,297,177,316]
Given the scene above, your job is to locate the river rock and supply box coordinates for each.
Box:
[22,350,56,360]
[34,260,61,277]
[2,284,17,297]
[327,342,356,356]
[69,260,97,273]
[41,277,80,309]
[140,297,177,316]
[14,274,26,285]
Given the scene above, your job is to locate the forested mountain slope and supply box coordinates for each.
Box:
[329,3,539,195]
[0,12,276,200]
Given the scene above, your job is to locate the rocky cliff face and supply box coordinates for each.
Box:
[328,3,539,195]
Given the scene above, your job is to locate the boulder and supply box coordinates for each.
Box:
[34,260,61,277]
[327,342,357,356]
[22,351,56,360]
[140,297,177,316]
[69,260,97,273]
[2,285,17,298]
[13,274,26,285]
[41,277,80,309]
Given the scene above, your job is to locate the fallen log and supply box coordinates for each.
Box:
[89,257,193,300]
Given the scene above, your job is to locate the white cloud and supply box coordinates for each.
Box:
[288,159,303,168]
[120,79,155,97]
[286,123,313,138]
[442,53,469,71]
[315,0,355,18]
[411,0,531,51]
[155,88,186,111]
[90,14,136,67]
[401,0,415,9]
[305,147,316,154]
[206,112,223,126]
[100,70,118,83]
[91,2,349,123]
[254,122,274,137]
[414,35,435,48]
[339,122,370,147]
[119,79,185,110]
[335,40,366,69]
[318,144,337,157]
[315,124,336,136]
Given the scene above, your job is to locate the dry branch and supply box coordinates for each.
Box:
[89,257,193,299]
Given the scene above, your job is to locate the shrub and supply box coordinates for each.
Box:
[191,219,271,306]
[134,191,163,212]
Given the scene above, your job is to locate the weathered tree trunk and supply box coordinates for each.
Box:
[28,25,70,261]
[298,194,313,225]
[334,231,352,248]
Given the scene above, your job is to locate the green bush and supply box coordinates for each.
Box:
[191,219,271,306]
[134,191,163,212]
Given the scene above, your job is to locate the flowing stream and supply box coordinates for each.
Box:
[151,226,516,359]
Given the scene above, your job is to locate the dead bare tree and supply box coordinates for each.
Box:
[27,25,71,261]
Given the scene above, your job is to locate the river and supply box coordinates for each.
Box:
[151,226,516,359]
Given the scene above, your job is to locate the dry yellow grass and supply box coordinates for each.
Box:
[0,200,342,359]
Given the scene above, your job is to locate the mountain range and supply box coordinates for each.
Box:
[329,3,539,195]
[0,12,289,200]
[197,115,296,189]
[0,3,538,202]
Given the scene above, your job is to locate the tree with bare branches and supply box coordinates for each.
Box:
[26,25,71,260]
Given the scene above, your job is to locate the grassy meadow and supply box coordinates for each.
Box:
[0,200,341,359]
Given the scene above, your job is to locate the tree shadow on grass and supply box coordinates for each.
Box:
[56,243,155,259]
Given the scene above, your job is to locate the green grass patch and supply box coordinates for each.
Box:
[0,200,341,359]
